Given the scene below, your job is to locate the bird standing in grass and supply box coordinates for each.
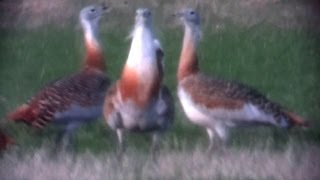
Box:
[103,8,174,156]
[7,4,110,149]
[175,9,308,153]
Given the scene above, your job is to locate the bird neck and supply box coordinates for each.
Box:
[83,21,105,72]
[178,25,199,81]
[126,24,157,71]
[119,23,161,107]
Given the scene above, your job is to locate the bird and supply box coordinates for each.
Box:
[175,9,308,153]
[7,4,111,149]
[103,8,174,156]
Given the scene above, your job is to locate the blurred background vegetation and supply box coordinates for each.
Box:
[1,0,320,29]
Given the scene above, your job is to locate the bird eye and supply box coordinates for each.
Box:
[91,8,95,12]
[190,11,195,15]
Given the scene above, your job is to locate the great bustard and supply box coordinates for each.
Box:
[175,9,308,153]
[103,8,174,156]
[7,4,111,149]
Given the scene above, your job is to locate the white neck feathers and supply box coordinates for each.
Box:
[81,18,100,49]
[184,24,201,46]
[126,24,156,70]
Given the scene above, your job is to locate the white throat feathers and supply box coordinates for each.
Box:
[126,22,157,73]
[81,17,100,49]
[183,24,201,48]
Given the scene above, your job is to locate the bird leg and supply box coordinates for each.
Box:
[206,128,215,154]
[116,128,126,158]
[206,123,229,155]
[150,132,162,160]
[55,123,80,152]
[213,123,229,153]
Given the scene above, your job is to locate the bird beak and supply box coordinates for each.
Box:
[165,12,183,22]
[172,11,183,18]
[101,2,111,13]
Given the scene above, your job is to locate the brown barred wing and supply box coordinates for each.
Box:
[183,74,294,127]
[11,69,110,129]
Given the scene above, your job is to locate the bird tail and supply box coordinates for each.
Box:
[282,110,309,128]
[7,104,33,123]
[0,131,14,151]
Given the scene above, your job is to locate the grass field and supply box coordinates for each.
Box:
[1,1,320,179]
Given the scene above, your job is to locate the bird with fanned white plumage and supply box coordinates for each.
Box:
[175,9,308,153]
[7,4,111,149]
[103,8,174,157]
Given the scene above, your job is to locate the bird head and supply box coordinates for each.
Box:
[135,8,152,26]
[174,8,200,28]
[80,3,109,32]
[174,8,202,42]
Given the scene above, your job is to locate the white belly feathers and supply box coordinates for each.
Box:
[178,86,276,127]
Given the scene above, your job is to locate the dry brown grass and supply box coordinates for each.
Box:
[1,144,319,179]
[1,0,319,30]
[17,0,77,28]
